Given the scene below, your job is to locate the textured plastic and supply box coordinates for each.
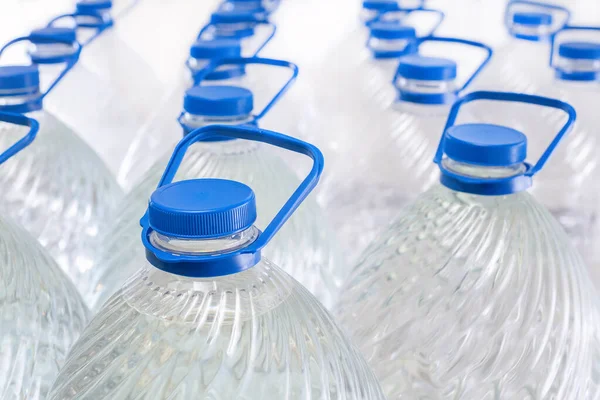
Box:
[512,12,552,26]
[183,85,254,117]
[148,179,257,238]
[396,55,457,80]
[189,38,242,59]
[0,111,39,165]
[434,91,576,195]
[444,123,527,166]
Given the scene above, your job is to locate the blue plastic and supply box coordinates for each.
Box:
[76,0,113,12]
[193,57,298,121]
[198,16,275,55]
[363,0,424,11]
[512,12,552,26]
[444,124,527,166]
[183,85,254,117]
[434,91,577,196]
[211,9,265,24]
[148,179,257,239]
[30,27,77,45]
[559,41,600,60]
[551,26,600,81]
[189,39,242,59]
[370,21,416,40]
[47,12,112,44]
[0,65,39,92]
[0,111,39,165]
[394,36,493,105]
[141,125,324,278]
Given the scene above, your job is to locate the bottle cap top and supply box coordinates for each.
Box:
[0,65,40,92]
[29,27,77,44]
[559,41,600,60]
[512,12,552,26]
[363,0,398,11]
[211,10,258,24]
[184,85,254,117]
[370,21,416,40]
[76,0,113,12]
[397,55,457,80]
[190,39,242,59]
[149,179,257,238]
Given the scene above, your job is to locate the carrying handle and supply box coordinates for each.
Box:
[394,36,493,92]
[197,19,276,56]
[193,57,298,121]
[550,25,600,66]
[0,111,39,165]
[47,12,112,45]
[156,124,323,253]
[0,35,82,99]
[376,8,445,37]
[434,91,576,177]
[505,1,571,38]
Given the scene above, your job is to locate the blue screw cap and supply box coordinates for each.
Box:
[76,0,112,11]
[30,27,77,45]
[370,21,416,40]
[149,179,257,239]
[559,41,600,60]
[211,10,258,24]
[397,55,457,80]
[512,12,552,26]
[190,39,242,60]
[184,85,254,117]
[363,0,398,11]
[0,65,40,92]
[444,123,527,167]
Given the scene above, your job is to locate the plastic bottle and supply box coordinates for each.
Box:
[85,61,343,312]
[334,91,600,399]
[318,37,492,262]
[48,125,385,400]
[0,64,123,296]
[0,111,89,400]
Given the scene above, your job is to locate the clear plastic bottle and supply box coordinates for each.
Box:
[86,82,343,312]
[335,91,600,399]
[0,111,89,400]
[48,125,384,400]
[0,64,123,297]
[318,37,492,262]
[118,38,244,190]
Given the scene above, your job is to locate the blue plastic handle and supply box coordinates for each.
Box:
[152,124,323,255]
[434,91,576,176]
[550,25,600,66]
[375,8,445,37]
[193,57,298,121]
[505,1,571,38]
[197,19,276,56]
[0,111,39,165]
[0,35,81,99]
[47,12,112,45]
[394,36,493,92]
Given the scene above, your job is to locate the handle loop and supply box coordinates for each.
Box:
[434,91,576,177]
[505,1,571,40]
[0,35,81,99]
[47,12,112,45]
[197,18,276,56]
[193,57,298,121]
[0,111,39,165]
[376,7,445,37]
[141,125,323,274]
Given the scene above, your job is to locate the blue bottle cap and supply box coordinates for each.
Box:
[76,0,113,11]
[370,21,416,40]
[148,179,257,239]
[184,85,254,117]
[444,123,527,166]
[512,12,552,26]
[397,55,457,80]
[363,0,398,11]
[211,10,258,24]
[0,65,40,93]
[558,41,600,60]
[190,39,242,60]
[29,27,77,45]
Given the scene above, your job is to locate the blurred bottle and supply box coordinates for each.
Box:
[335,91,600,399]
[48,125,385,400]
[0,111,89,400]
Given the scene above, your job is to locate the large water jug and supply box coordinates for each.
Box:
[0,111,89,400]
[48,125,385,400]
[334,91,600,399]
[85,63,343,312]
[0,64,122,295]
[319,36,492,261]
[471,0,570,93]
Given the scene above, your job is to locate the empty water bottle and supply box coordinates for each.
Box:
[335,91,600,399]
[48,125,384,400]
[319,36,492,261]
[0,111,89,400]
[0,64,122,296]
[85,59,342,312]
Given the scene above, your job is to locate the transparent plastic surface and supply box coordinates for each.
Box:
[0,110,123,296]
[87,139,343,311]
[48,231,384,399]
[0,214,89,400]
[336,183,600,398]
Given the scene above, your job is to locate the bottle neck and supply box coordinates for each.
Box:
[442,158,527,179]
[555,57,600,81]
[369,37,415,58]
[29,42,78,64]
[187,58,247,81]
[181,112,254,135]
[0,91,43,113]
[509,24,552,42]
[396,77,458,106]
[150,226,259,256]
